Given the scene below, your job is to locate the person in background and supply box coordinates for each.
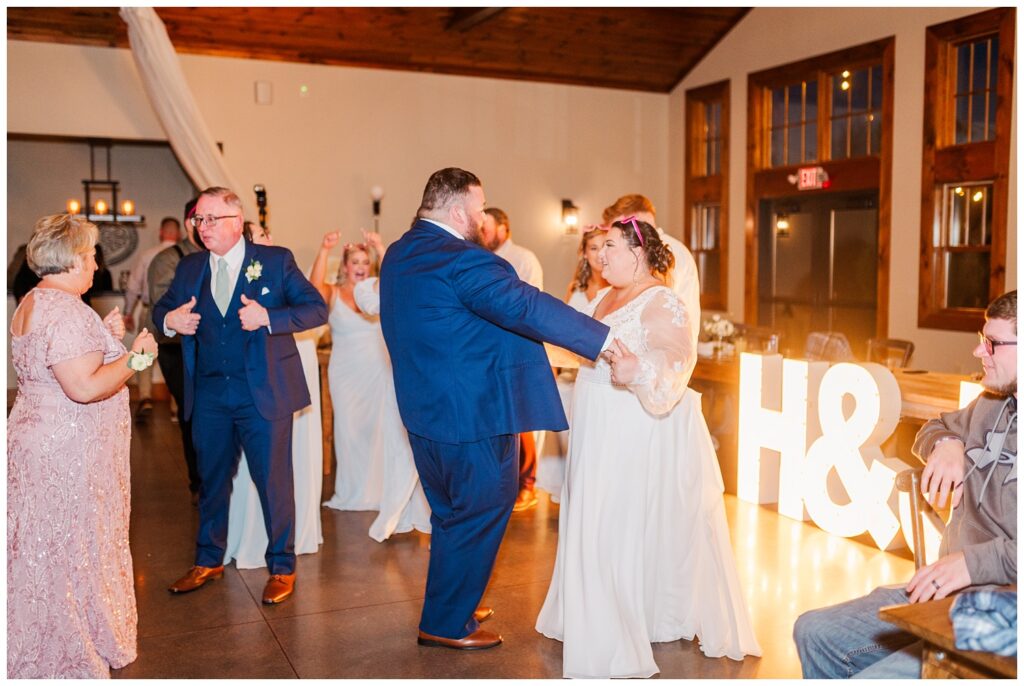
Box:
[479,207,546,512]
[793,290,1017,679]
[123,216,181,420]
[602,194,701,348]
[11,242,42,303]
[82,243,113,305]
[564,225,609,311]
[8,213,158,677]
[313,228,432,541]
[148,199,204,504]
[539,225,611,501]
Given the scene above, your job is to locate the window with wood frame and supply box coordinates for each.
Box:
[744,38,894,333]
[685,80,729,311]
[919,8,1014,331]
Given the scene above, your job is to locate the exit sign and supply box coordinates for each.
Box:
[797,166,830,190]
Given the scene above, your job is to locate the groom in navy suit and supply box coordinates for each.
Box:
[380,168,611,649]
[154,186,327,604]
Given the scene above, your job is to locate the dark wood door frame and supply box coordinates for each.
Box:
[744,37,894,340]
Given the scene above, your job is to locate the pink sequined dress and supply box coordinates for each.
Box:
[7,288,138,678]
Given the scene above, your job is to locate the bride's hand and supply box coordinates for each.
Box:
[606,338,640,385]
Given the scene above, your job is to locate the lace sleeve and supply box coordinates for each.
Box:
[353,277,381,315]
[628,289,695,416]
[45,300,106,367]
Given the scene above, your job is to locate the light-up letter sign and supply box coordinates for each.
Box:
[802,363,906,549]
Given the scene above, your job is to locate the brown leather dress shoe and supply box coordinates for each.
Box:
[512,488,539,512]
[262,573,296,604]
[168,565,224,593]
[473,606,494,623]
[417,628,503,650]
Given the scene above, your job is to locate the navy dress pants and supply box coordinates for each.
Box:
[192,380,296,574]
[408,433,519,638]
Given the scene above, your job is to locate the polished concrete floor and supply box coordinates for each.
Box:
[110,400,915,679]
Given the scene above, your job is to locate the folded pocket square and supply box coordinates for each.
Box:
[261,287,270,295]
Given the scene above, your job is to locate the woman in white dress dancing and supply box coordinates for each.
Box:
[312,230,430,541]
[536,218,760,678]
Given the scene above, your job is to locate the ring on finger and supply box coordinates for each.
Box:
[931,579,941,590]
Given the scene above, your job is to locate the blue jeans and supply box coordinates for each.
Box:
[793,586,923,679]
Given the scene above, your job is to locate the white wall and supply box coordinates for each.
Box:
[7,138,197,285]
[669,7,1017,374]
[8,40,670,299]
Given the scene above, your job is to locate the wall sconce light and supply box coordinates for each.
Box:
[775,212,791,237]
[67,199,82,215]
[562,199,579,234]
[371,185,384,232]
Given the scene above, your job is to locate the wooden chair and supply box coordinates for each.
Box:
[867,338,915,368]
[894,467,946,569]
[805,331,855,362]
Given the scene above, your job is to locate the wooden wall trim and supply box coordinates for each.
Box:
[684,79,729,312]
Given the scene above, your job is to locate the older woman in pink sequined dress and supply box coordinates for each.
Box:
[7,214,158,678]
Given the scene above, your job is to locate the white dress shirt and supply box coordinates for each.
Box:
[164,236,250,337]
[495,237,544,290]
[422,218,464,240]
[657,228,701,349]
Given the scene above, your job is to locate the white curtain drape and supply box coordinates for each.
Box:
[119,7,252,215]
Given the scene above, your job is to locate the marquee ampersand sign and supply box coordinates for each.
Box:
[802,363,907,550]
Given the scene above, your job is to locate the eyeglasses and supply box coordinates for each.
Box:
[978,331,1018,355]
[190,214,239,228]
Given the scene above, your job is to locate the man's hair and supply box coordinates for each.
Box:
[987,290,1017,333]
[484,207,509,232]
[416,168,481,217]
[160,216,181,229]
[198,186,244,212]
[602,194,656,225]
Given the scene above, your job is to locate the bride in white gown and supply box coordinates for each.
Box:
[535,218,760,678]
[311,230,431,541]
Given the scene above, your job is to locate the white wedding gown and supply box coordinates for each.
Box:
[536,288,595,503]
[321,278,431,541]
[535,285,761,678]
[224,330,324,568]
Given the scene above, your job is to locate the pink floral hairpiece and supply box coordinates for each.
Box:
[620,215,644,246]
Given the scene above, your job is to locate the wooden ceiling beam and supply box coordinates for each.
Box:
[445,8,506,32]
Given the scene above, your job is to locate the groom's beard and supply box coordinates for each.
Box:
[465,216,484,246]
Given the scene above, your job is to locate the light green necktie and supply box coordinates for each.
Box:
[214,257,231,316]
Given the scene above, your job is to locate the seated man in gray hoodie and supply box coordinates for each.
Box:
[794,290,1017,679]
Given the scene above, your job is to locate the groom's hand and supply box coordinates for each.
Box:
[239,294,270,331]
[606,338,641,385]
[166,296,201,335]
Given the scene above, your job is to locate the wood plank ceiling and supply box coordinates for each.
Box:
[8,7,749,93]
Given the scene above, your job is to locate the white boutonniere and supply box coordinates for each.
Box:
[245,258,263,283]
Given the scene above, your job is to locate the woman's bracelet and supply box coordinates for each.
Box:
[127,351,156,372]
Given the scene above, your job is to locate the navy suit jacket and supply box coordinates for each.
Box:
[379,219,609,444]
[152,240,328,421]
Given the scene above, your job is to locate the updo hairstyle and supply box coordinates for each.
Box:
[610,218,675,282]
